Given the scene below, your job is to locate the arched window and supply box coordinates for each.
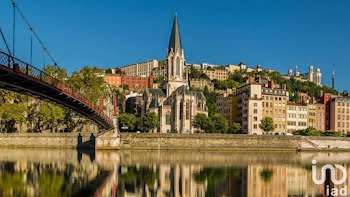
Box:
[186,101,190,120]
[176,57,180,76]
[169,58,173,76]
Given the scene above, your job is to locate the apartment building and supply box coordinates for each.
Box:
[118,60,158,77]
[189,78,214,91]
[216,93,235,125]
[235,83,263,134]
[152,63,167,79]
[307,103,317,129]
[202,69,228,81]
[261,83,288,132]
[104,74,122,87]
[286,103,308,133]
[330,97,350,134]
[315,103,325,131]
[104,74,153,92]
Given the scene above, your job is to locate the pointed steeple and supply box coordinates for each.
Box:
[168,10,182,51]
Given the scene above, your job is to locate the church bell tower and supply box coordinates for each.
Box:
[164,11,188,97]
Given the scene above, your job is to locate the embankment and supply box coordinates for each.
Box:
[1,132,350,151]
[119,133,350,151]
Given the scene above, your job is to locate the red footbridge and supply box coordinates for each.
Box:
[0,51,114,130]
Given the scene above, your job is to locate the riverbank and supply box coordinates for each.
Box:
[119,133,350,151]
[1,132,350,151]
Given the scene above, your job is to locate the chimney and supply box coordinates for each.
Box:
[268,80,274,89]
[282,84,287,91]
[246,76,255,84]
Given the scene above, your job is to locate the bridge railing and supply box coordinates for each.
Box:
[0,51,114,128]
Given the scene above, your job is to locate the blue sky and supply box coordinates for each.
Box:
[0,0,349,91]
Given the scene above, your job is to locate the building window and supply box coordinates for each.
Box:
[169,59,173,76]
[180,102,183,119]
[176,57,180,76]
[166,115,171,125]
[186,101,190,120]
[254,109,258,114]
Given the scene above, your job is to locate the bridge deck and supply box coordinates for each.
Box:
[0,51,114,130]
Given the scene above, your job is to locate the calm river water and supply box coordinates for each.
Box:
[0,148,349,197]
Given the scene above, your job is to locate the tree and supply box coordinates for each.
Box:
[44,65,68,81]
[203,88,217,117]
[230,70,245,83]
[292,127,322,136]
[259,117,275,133]
[154,76,166,88]
[0,103,28,132]
[38,103,64,132]
[193,113,212,132]
[228,123,241,134]
[105,68,112,74]
[139,112,159,132]
[211,114,229,133]
[67,66,106,104]
[0,103,28,122]
[119,113,137,131]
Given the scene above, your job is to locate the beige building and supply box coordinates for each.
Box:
[261,82,288,132]
[216,93,235,125]
[202,69,228,81]
[225,64,240,73]
[142,12,208,133]
[286,103,308,133]
[315,103,325,131]
[119,59,158,77]
[152,60,167,79]
[233,79,289,135]
[330,97,350,134]
[189,78,214,91]
[235,82,263,134]
[307,103,317,129]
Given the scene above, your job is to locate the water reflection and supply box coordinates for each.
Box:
[0,149,350,196]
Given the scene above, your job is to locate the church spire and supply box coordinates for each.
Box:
[168,10,182,51]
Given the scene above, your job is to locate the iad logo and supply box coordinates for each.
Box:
[312,160,348,196]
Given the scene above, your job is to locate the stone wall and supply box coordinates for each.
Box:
[120,133,350,151]
[0,133,92,148]
[1,132,350,151]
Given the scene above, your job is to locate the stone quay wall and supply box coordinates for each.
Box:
[0,133,92,148]
[1,132,350,151]
[120,133,350,151]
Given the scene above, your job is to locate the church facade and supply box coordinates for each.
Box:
[141,13,208,133]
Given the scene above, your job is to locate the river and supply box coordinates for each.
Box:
[0,148,349,196]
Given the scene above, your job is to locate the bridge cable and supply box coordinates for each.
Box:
[30,28,33,65]
[10,0,58,68]
[12,1,15,57]
[0,28,12,55]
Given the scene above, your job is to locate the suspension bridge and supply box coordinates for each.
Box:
[0,1,115,130]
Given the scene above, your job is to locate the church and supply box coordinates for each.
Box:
[141,12,208,133]
[286,65,322,86]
